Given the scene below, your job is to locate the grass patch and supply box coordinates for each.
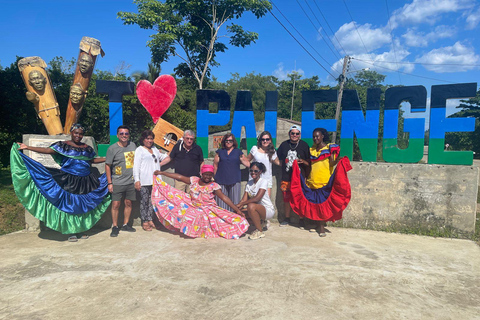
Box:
[0,167,24,235]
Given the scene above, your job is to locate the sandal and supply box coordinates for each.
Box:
[142,222,152,231]
[319,232,327,237]
[68,235,78,242]
[78,234,89,240]
[148,221,155,229]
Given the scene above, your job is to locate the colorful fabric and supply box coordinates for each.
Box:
[152,176,249,239]
[306,143,338,189]
[290,157,352,222]
[10,143,111,234]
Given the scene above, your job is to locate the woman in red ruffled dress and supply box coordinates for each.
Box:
[290,128,352,237]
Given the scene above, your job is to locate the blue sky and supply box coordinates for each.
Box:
[1,0,479,121]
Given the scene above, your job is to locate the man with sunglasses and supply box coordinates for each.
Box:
[159,130,204,193]
[105,125,137,237]
[276,125,311,227]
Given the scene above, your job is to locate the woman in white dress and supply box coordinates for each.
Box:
[247,131,280,197]
[133,130,167,231]
[236,162,275,240]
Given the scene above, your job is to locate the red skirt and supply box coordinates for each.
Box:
[290,157,352,222]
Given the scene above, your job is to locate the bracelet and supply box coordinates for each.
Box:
[108,183,112,185]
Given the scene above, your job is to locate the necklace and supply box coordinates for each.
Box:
[289,140,299,150]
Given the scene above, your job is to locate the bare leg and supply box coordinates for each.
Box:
[246,203,267,231]
[123,199,133,226]
[319,221,326,234]
[111,201,121,227]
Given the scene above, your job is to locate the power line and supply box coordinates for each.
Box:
[269,1,339,78]
[385,0,402,84]
[297,0,343,60]
[342,0,369,55]
[313,0,348,55]
[351,57,461,84]
[353,58,480,67]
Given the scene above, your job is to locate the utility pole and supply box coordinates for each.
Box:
[290,61,297,120]
[331,56,350,143]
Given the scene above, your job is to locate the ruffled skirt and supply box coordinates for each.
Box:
[152,176,249,239]
[10,144,111,234]
[290,157,352,222]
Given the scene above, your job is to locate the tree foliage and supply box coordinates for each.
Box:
[445,88,480,158]
[118,0,271,89]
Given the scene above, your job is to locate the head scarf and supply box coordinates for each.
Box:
[70,123,85,133]
[200,165,214,174]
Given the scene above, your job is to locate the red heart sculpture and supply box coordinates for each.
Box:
[136,75,177,123]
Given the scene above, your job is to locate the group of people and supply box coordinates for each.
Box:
[11,122,350,242]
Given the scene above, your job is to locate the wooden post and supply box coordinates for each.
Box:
[332,56,350,144]
[18,57,63,135]
[63,37,105,133]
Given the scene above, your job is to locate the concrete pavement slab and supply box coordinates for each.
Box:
[0,226,479,320]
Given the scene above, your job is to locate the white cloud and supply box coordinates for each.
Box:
[389,0,474,29]
[331,44,413,75]
[402,25,456,47]
[415,41,480,72]
[465,7,480,29]
[272,63,305,81]
[334,22,391,55]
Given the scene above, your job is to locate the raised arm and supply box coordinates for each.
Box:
[154,170,190,185]
[17,143,56,154]
[240,154,250,168]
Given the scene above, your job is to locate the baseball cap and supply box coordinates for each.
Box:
[289,125,301,133]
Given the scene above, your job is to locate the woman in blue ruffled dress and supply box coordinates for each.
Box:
[11,124,111,241]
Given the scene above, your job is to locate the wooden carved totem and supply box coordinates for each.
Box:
[63,36,105,133]
[18,57,63,135]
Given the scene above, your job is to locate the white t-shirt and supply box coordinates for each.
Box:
[249,145,277,186]
[245,177,275,219]
[133,146,167,186]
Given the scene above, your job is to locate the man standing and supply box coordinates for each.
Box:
[160,130,204,192]
[276,125,311,227]
[105,125,137,237]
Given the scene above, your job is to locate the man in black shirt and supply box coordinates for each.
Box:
[276,125,311,227]
[160,130,204,192]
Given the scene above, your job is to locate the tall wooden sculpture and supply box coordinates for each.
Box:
[63,36,105,133]
[18,57,63,135]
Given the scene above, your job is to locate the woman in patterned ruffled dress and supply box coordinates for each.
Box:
[152,165,249,239]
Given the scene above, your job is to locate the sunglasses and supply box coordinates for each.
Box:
[261,138,271,142]
[119,132,130,136]
[152,154,157,163]
[225,139,234,143]
[249,169,260,173]
[290,132,300,136]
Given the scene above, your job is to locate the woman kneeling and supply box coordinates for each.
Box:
[237,162,275,240]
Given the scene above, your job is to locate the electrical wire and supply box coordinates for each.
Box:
[385,0,402,84]
[342,0,369,54]
[298,0,343,60]
[351,57,462,84]
[269,1,339,78]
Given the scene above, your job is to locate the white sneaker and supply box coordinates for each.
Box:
[249,230,265,240]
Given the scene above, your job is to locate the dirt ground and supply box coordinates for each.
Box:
[1,225,479,320]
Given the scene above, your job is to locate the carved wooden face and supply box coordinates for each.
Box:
[70,85,85,104]
[78,54,93,74]
[28,70,46,91]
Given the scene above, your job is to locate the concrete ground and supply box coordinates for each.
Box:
[1,225,479,320]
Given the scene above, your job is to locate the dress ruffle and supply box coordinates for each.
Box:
[10,143,111,234]
[290,157,352,222]
[152,176,249,239]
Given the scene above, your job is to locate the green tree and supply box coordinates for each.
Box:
[118,0,271,89]
[445,88,480,158]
